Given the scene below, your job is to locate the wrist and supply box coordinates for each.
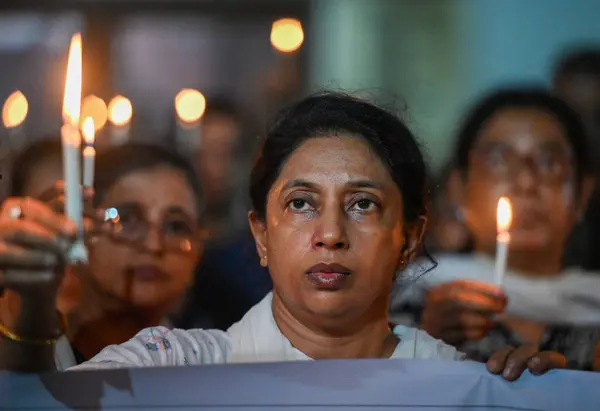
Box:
[1,289,59,339]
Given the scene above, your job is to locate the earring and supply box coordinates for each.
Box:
[260,255,268,267]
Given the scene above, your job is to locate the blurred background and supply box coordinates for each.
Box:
[2,0,600,169]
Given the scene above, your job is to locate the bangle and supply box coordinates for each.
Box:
[0,311,66,345]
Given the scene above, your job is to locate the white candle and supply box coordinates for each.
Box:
[82,117,95,188]
[174,88,205,152]
[494,197,512,285]
[61,33,87,264]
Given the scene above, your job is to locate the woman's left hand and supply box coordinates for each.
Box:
[486,345,567,381]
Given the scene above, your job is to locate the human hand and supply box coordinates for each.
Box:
[487,345,567,381]
[422,280,507,346]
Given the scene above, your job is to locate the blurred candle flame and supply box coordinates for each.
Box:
[108,95,132,126]
[81,95,108,131]
[270,18,304,53]
[82,117,95,145]
[497,197,512,233]
[175,89,206,123]
[63,33,82,126]
[2,90,28,128]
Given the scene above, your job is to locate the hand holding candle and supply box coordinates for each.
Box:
[82,117,95,188]
[494,197,512,285]
[61,33,87,264]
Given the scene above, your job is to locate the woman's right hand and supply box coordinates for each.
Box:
[421,280,507,346]
[0,196,77,293]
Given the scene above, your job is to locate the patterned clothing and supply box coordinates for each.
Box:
[67,292,464,371]
[390,255,600,371]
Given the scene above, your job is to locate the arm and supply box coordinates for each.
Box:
[0,289,60,372]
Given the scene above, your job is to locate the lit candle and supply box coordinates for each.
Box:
[61,33,87,264]
[107,95,132,146]
[174,88,206,152]
[2,90,28,151]
[494,197,512,285]
[82,117,95,188]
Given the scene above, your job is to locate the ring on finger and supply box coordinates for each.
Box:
[8,202,23,220]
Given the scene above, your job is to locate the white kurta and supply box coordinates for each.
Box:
[61,292,463,371]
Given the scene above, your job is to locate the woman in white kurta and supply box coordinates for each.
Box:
[0,93,566,380]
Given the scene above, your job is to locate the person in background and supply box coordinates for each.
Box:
[0,92,566,379]
[0,141,205,370]
[391,88,600,370]
[177,97,271,330]
[553,49,600,269]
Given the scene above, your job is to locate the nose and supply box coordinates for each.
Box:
[311,207,349,251]
[513,161,538,193]
[141,226,165,255]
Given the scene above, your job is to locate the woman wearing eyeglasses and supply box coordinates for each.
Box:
[0,142,204,370]
[0,93,567,379]
[391,88,600,370]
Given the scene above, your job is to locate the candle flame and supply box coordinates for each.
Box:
[62,33,82,126]
[270,18,304,53]
[2,90,28,128]
[107,95,132,126]
[497,197,512,233]
[81,95,108,131]
[175,89,206,123]
[82,117,95,145]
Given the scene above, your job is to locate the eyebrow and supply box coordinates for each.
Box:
[281,178,384,191]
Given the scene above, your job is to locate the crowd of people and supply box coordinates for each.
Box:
[1,48,600,384]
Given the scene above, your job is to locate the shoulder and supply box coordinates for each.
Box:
[68,326,231,371]
[391,325,465,361]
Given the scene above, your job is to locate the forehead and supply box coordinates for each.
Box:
[100,166,197,218]
[477,107,570,151]
[276,136,393,187]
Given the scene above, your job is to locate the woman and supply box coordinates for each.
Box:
[391,88,600,370]
[0,141,204,370]
[0,93,565,379]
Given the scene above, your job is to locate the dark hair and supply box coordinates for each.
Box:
[204,96,242,123]
[454,87,591,182]
[249,92,429,224]
[9,138,63,197]
[94,143,204,219]
[553,48,600,84]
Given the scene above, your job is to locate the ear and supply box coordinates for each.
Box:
[248,210,269,267]
[577,174,596,220]
[397,215,427,270]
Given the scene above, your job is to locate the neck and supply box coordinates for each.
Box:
[271,292,396,360]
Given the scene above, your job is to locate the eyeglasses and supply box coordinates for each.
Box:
[471,143,574,183]
[103,205,201,254]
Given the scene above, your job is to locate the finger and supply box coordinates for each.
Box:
[1,268,55,288]
[447,289,506,313]
[527,351,567,375]
[0,242,59,271]
[450,280,505,297]
[500,345,539,381]
[1,197,76,237]
[486,345,515,374]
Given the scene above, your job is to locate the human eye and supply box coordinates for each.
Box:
[349,198,379,213]
[286,195,316,213]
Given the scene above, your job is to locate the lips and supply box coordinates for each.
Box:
[305,263,351,290]
[129,265,170,282]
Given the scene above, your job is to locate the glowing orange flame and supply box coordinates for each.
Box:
[270,18,304,53]
[175,89,206,123]
[107,95,132,126]
[2,90,28,128]
[62,33,82,126]
[497,197,512,233]
[82,117,95,145]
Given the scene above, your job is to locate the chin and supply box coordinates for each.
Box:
[302,290,357,318]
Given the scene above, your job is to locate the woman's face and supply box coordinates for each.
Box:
[89,165,201,312]
[462,107,582,254]
[250,136,423,324]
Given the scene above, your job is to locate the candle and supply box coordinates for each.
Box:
[494,197,512,285]
[82,117,95,188]
[107,95,132,146]
[61,33,87,264]
[174,88,205,152]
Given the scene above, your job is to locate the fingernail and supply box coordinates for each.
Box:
[502,367,513,379]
